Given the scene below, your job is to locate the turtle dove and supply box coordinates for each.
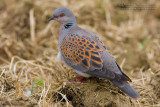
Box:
[48,8,140,99]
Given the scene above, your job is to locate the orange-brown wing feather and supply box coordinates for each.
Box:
[61,34,103,70]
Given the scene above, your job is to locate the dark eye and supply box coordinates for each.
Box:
[60,13,65,17]
[54,16,58,18]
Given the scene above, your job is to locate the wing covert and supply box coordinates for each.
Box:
[61,34,103,70]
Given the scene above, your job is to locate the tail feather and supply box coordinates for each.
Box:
[111,80,140,99]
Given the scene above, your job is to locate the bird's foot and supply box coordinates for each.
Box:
[69,76,86,83]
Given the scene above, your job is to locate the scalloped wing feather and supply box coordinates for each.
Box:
[61,34,105,70]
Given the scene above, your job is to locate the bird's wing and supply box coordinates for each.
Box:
[60,33,131,81]
[61,33,104,70]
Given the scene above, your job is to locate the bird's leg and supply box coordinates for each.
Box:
[76,76,86,83]
[69,70,91,83]
[69,76,86,83]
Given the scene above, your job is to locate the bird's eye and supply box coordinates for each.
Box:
[54,16,58,18]
[60,13,65,17]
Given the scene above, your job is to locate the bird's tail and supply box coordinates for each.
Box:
[111,80,140,99]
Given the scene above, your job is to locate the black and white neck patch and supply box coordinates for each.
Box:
[64,23,73,29]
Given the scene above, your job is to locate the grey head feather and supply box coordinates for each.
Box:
[53,8,74,17]
[52,8,77,24]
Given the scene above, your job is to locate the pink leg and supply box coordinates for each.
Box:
[69,76,86,83]
[77,76,86,83]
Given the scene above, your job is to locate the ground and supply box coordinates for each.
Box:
[0,0,160,107]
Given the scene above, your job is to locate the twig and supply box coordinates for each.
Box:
[0,69,5,77]
[29,9,36,44]
[4,47,12,59]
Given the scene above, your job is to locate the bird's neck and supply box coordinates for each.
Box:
[59,21,77,50]
[61,16,77,29]
[61,21,77,30]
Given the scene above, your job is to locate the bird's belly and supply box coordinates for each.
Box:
[74,70,91,77]
[57,51,65,63]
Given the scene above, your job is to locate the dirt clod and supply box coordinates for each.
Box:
[53,78,135,107]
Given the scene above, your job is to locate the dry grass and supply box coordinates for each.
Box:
[0,0,160,106]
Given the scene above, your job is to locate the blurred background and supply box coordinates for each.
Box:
[0,0,160,106]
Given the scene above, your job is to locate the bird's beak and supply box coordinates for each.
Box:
[48,16,55,21]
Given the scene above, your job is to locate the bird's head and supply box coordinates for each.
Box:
[48,8,76,24]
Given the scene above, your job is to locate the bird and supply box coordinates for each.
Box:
[48,8,140,99]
